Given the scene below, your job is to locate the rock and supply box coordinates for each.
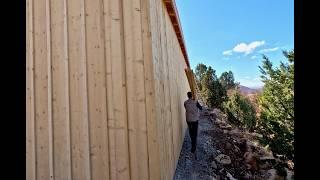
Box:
[285,168,294,180]
[209,112,217,119]
[265,169,286,180]
[243,151,251,159]
[229,128,240,136]
[215,108,221,112]
[219,168,225,173]
[215,154,231,165]
[220,124,232,130]
[211,161,217,169]
[225,142,232,150]
[246,141,254,149]
[275,165,287,178]
[259,156,276,167]
[206,107,213,111]
[286,160,294,170]
[259,162,271,170]
[244,152,258,170]
[234,145,240,153]
[251,132,263,138]
[226,172,237,180]
[260,156,275,160]
[244,172,252,179]
[215,119,224,124]
[257,148,267,156]
[216,128,223,134]
[266,169,277,180]
[211,176,217,180]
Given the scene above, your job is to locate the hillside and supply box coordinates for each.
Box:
[238,85,262,95]
[174,110,294,179]
[237,85,263,117]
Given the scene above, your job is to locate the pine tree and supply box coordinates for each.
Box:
[195,64,227,109]
[258,50,294,159]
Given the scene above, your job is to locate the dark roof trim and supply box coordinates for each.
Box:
[163,0,190,68]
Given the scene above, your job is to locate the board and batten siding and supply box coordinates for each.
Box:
[26,0,190,179]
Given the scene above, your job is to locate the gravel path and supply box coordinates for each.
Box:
[174,115,218,180]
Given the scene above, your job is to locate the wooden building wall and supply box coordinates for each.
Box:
[26,0,190,179]
[149,0,190,179]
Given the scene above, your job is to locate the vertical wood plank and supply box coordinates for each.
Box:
[133,0,150,176]
[84,0,109,178]
[149,0,167,179]
[33,0,50,178]
[67,0,92,178]
[45,0,54,178]
[107,0,131,179]
[162,6,175,178]
[122,0,149,179]
[50,0,73,178]
[158,2,170,179]
[26,0,37,179]
[100,0,112,179]
[121,1,137,178]
[167,27,177,165]
[102,0,113,179]
[141,0,161,178]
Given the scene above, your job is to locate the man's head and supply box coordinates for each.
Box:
[187,92,192,99]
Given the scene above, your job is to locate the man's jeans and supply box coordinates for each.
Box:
[187,121,198,153]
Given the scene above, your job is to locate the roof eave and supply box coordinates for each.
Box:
[163,0,190,68]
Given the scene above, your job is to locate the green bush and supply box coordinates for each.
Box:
[223,90,257,131]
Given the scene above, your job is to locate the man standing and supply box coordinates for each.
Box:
[184,92,202,154]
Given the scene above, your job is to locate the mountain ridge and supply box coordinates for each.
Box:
[238,85,262,94]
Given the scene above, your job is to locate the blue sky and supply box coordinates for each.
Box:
[175,0,293,88]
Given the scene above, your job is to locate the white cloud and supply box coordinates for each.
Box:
[259,47,280,53]
[222,50,233,56]
[222,40,265,56]
[233,41,265,55]
[251,55,257,59]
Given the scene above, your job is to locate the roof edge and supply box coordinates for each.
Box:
[163,0,190,68]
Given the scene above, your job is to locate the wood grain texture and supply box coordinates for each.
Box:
[27,0,190,179]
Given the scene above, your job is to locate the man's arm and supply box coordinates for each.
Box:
[196,101,202,110]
